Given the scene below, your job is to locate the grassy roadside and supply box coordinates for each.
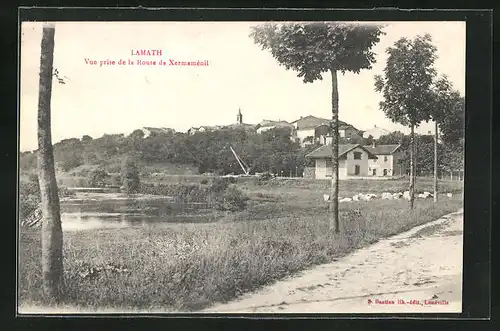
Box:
[18,194,462,312]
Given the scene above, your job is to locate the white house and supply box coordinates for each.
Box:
[291,115,360,146]
[306,144,378,179]
[126,127,176,138]
[187,126,215,135]
[364,144,404,177]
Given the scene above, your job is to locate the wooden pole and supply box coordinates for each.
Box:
[329,68,340,232]
[434,122,438,202]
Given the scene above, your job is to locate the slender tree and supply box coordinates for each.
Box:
[431,75,464,201]
[251,22,384,232]
[37,24,64,301]
[374,34,437,209]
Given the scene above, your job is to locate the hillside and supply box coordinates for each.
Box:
[19,125,463,187]
[19,126,318,180]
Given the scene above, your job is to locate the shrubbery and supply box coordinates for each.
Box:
[210,177,231,193]
[140,177,249,212]
[88,167,109,187]
[257,172,273,185]
[212,185,249,212]
[140,183,209,202]
[19,178,75,221]
[121,158,140,194]
[109,174,122,187]
[19,181,41,220]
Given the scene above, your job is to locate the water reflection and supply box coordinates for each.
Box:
[60,193,212,231]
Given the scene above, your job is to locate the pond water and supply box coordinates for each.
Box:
[59,192,213,231]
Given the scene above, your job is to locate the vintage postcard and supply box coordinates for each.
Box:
[18,19,465,314]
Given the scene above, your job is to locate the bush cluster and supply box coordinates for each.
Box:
[140,177,248,212]
[211,185,249,212]
[87,167,109,188]
[121,158,140,193]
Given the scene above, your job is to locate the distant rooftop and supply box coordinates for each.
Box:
[363,144,401,155]
[306,144,378,160]
[292,115,356,131]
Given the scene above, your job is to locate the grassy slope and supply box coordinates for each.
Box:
[18,178,463,312]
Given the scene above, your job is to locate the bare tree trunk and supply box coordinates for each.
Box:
[409,125,415,209]
[37,24,64,301]
[434,121,438,203]
[329,69,339,233]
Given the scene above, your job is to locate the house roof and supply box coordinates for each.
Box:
[292,115,357,131]
[143,127,176,134]
[258,120,293,128]
[363,144,401,155]
[224,123,256,129]
[188,126,213,132]
[362,126,391,139]
[306,144,378,159]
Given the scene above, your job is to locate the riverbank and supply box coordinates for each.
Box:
[18,195,462,312]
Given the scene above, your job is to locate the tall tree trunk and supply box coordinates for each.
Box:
[329,69,339,233]
[37,24,64,301]
[434,121,438,203]
[409,124,415,209]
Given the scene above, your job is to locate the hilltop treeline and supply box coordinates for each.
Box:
[20,127,319,176]
[19,126,463,177]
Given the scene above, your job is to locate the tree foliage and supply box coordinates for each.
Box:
[20,127,321,179]
[374,34,438,127]
[374,34,440,209]
[121,157,140,194]
[432,75,465,148]
[377,131,463,175]
[250,22,385,82]
[87,166,109,188]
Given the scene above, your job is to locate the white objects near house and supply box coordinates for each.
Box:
[381,192,392,200]
[392,192,403,200]
[364,194,375,201]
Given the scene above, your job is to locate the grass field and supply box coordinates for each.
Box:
[18,175,463,312]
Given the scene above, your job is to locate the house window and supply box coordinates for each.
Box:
[353,152,362,160]
[383,169,388,176]
[384,156,388,162]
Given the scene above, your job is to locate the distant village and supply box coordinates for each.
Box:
[131,108,404,180]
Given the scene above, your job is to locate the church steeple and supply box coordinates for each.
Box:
[237,108,243,124]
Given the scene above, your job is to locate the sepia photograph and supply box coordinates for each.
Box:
[18,19,465,314]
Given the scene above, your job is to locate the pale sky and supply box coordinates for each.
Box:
[20,21,465,152]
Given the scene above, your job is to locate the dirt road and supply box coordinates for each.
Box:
[204,210,463,313]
